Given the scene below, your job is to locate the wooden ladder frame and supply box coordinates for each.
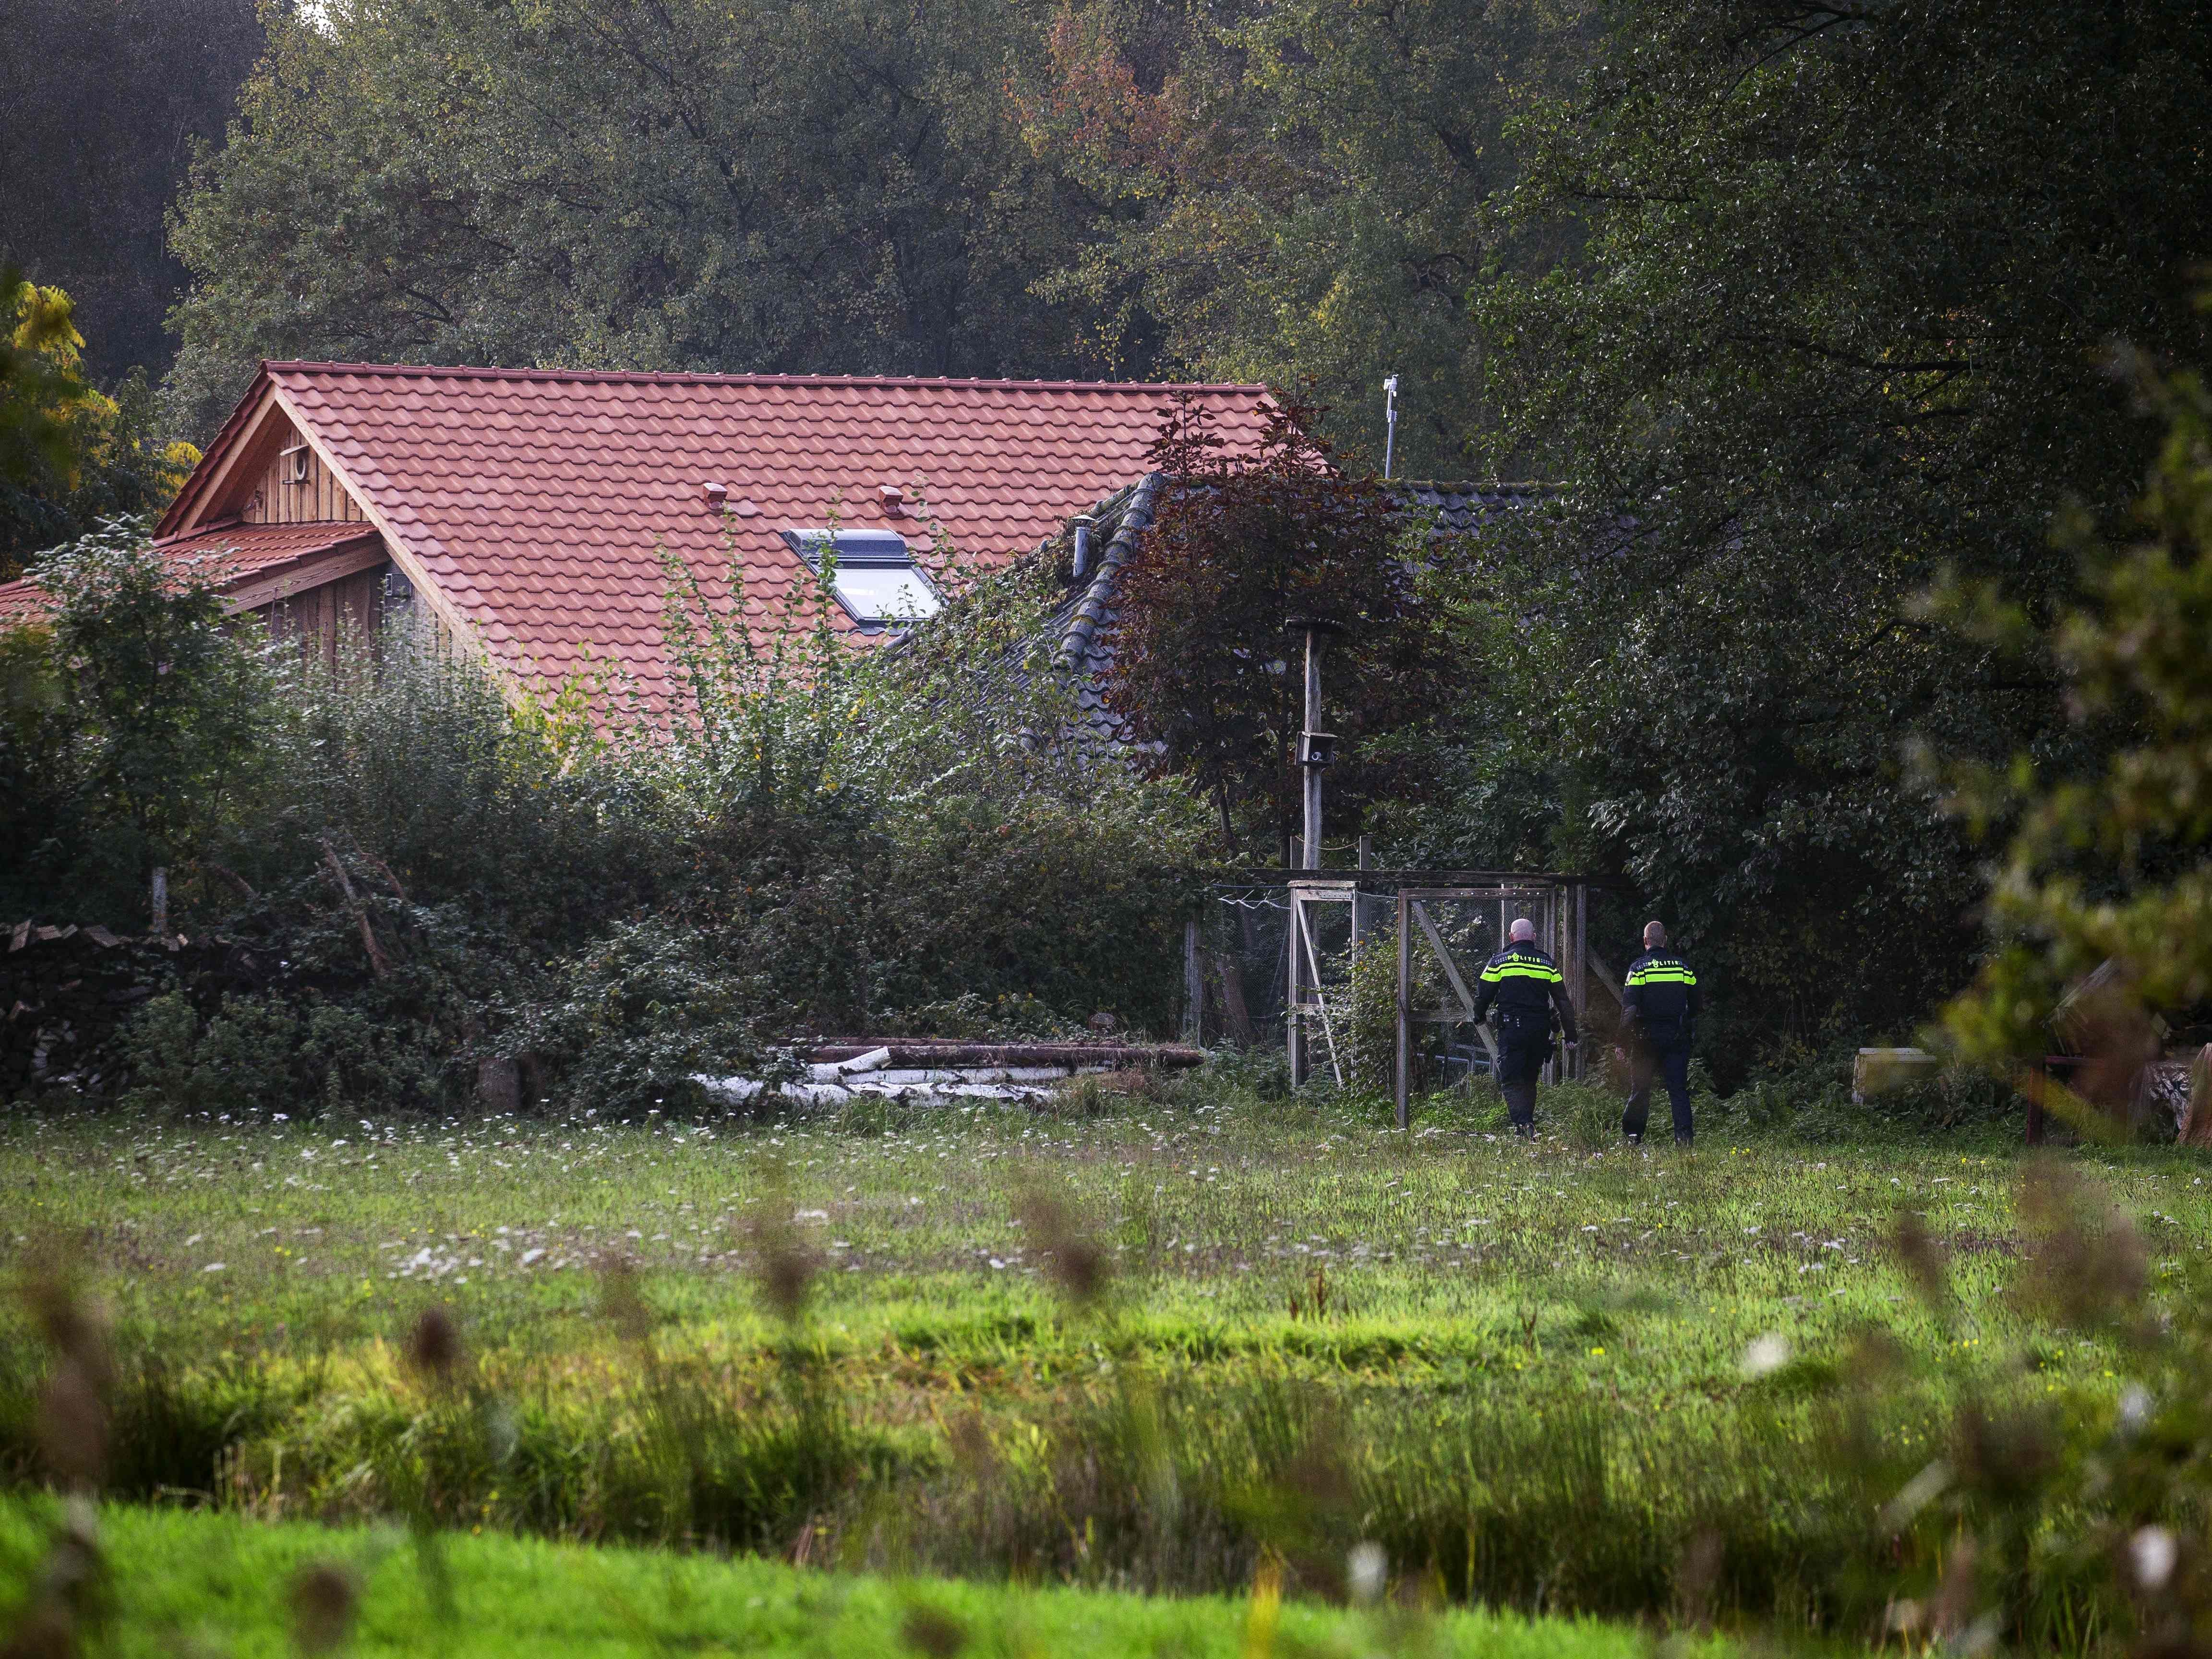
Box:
[1286,878,1357,1088]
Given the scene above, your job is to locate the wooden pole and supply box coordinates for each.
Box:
[1573,881,1588,1081]
[1395,891,1412,1128]
[1290,626,1322,1094]
[1287,888,1307,1086]
[1352,833,1372,951]
[1540,890,1556,1087]
[1301,629,1323,872]
[1183,916,1203,1046]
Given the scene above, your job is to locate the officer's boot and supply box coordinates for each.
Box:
[1512,1121,1536,1141]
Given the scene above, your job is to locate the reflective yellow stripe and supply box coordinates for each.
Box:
[1482,963,1563,983]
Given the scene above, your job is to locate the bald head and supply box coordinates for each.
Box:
[1510,917,1536,942]
[1644,920,1668,948]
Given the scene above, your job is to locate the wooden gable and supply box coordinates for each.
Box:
[240,421,369,527]
[158,372,480,666]
[134,384,406,668]
[168,392,374,534]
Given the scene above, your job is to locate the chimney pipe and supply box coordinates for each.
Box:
[1072,515,1096,581]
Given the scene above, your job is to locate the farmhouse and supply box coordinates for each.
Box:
[0,361,1279,703]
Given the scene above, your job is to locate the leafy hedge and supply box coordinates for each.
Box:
[1,527,1207,1114]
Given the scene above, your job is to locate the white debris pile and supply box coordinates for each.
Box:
[698,1046,1111,1107]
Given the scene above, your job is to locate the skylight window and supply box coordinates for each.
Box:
[779,528,941,630]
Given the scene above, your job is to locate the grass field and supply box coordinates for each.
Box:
[2,1071,2204,1648]
[0,1497,1726,1658]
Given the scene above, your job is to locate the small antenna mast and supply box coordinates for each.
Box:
[1382,374,1399,480]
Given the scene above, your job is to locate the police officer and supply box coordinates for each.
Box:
[1470,917,1578,1138]
[1620,920,1700,1146]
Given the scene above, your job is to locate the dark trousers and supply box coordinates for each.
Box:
[1623,1043,1693,1143]
[1498,1035,1549,1128]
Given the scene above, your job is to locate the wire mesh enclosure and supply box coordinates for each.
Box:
[1190,870,1623,1125]
[1391,882,1587,1127]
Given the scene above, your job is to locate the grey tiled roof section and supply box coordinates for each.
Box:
[1054,471,1166,675]
[1035,476,1159,752]
[1390,479,1552,535]
[1037,476,1549,754]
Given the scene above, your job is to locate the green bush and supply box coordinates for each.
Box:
[1,520,271,929]
[120,990,302,1117]
[7,534,1209,1114]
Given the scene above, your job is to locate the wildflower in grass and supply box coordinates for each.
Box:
[2131,1525,2178,1590]
[2015,1159,2147,1335]
[746,1201,819,1326]
[1741,1334,1790,1379]
[1346,1542,1386,1606]
[24,1256,113,1493]
[1892,1206,1952,1315]
[11,1255,114,1654]
[405,1305,463,1385]
[598,1257,655,1344]
[899,1602,969,1658]
[290,1562,358,1655]
[1017,1180,1111,1313]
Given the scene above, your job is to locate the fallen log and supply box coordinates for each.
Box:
[805,1041,1205,1070]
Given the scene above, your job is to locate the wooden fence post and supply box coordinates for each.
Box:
[1182,917,1202,1046]
[1395,892,1412,1129]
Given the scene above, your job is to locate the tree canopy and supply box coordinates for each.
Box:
[1104,397,1456,850]
[1937,332,2212,1092]
[165,0,1135,437]
[1466,0,2212,1046]
[0,0,264,385]
[0,276,199,580]
[1013,0,1585,474]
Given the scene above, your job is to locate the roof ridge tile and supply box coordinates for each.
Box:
[263,359,1269,395]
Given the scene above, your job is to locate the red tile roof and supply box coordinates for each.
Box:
[0,522,384,632]
[0,577,46,630]
[172,363,1274,707]
[157,521,384,579]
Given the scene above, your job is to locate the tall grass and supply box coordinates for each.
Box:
[1,1324,1935,1624]
[3,1094,2201,1653]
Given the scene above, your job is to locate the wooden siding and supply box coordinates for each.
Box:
[223,539,387,614]
[240,420,368,526]
[256,563,388,674]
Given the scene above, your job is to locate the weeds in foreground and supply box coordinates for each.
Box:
[9,1110,2212,1656]
[4,1250,112,1656]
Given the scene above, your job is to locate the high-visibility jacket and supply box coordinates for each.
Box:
[1622,950,1699,1046]
[1471,940,1578,1043]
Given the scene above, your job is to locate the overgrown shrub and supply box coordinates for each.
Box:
[5,529,1209,1113]
[1,521,271,929]
[512,920,774,1117]
[1697,1048,2026,1147]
